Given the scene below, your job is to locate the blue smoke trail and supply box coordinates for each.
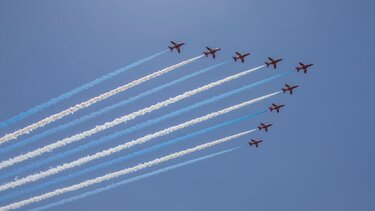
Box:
[0,50,168,129]
[0,111,263,202]
[0,61,228,156]
[29,146,241,211]
[0,70,292,181]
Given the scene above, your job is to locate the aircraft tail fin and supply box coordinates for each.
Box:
[204,52,208,58]
[168,46,173,52]
[265,62,270,67]
[232,56,237,62]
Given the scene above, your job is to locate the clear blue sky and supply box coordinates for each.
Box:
[0,0,374,210]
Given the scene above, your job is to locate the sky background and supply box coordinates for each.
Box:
[0,0,374,210]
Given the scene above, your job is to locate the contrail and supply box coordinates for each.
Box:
[0,65,264,170]
[0,55,203,144]
[0,92,279,192]
[0,70,290,181]
[29,146,241,211]
[0,61,229,156]
[0,129,255,210]
[0,110,266,202]
[0,50,167,129]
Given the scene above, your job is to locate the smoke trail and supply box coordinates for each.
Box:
[0,65,264,170]
[0,55,203,144]
[0,50,167,129]
[0,129,255,210]
[0,70,290,181]
[0,61,229,156]
[0,110,265,202]
[0,92,278,192]
[29,146,241,211]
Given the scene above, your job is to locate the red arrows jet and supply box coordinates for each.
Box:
[257,123,273,132]
[248,139,263,148]
[232,52,250,63]
[295,62,313,73]
[269,103,285,113]
[168,41,185,53]
[265,57,283,69]
[282,84,299,95]
[203,47,221,59]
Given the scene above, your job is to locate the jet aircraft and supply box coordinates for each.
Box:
[257,123,273,132]
[269,103,285,113]
[248,139,263,148]
[168,41,185,53]
[232,52,250,63]
[282,84,299,95]
[203,47,221,59]
[265,57,283,69]
[295,62,313,73]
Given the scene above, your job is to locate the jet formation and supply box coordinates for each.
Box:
[168,41,313,73]
[169,41,313,149]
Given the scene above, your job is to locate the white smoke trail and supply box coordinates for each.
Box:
[0,129,256,210]
[0,91,278,191]
[29,147,241,211]
[0,55,203,144]
[0,65,265,170]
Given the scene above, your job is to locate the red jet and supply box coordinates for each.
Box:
[203,47,221,59]
[257,123,273,132]
[282,84,299,95]
[168,41,185,53]
[269,103,285,113]
[295,62,313,74]
[248,139,263,148]
[265,57,283,69]
[232,52,250,63]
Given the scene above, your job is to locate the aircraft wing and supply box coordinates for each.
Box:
[235,52,241,56]
[206,47,212,51]
[170,41,176,45]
